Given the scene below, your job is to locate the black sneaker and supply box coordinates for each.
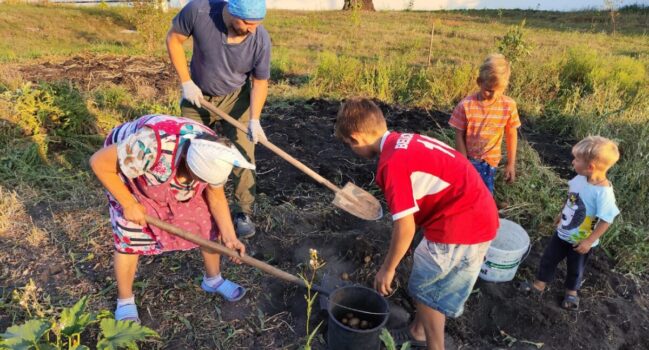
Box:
[234,213,256,239]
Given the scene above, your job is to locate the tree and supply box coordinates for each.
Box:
[343,0,375,11]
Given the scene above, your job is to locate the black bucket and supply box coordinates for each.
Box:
[327,285,390,350]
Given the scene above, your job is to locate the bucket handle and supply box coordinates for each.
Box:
[520,243,532,263]
[328,299,391,316]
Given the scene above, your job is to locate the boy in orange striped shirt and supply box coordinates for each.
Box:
[449,53,521,194]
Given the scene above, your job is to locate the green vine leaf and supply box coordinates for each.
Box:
[60,296,96,337]
[0,319,51,349]
[96,319,158,350]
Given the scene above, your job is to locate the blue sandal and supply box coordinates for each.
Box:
[562,294,580,311]
[201,278,246,302]
[115,304,140,323]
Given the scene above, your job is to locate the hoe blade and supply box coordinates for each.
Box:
[332,182,383,221]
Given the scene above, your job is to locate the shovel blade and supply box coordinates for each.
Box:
[332,182,383,221]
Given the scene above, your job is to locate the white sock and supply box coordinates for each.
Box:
[203,273,224,288]
[117,296,135,308]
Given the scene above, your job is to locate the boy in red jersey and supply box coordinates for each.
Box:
[335,98,498,350]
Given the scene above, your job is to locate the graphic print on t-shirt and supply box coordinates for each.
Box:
[560,192,592,242]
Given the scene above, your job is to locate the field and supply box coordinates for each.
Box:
[1,3,648,349]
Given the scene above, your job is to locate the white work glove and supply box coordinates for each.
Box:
[247,119,267,144]
[181,80,203,108]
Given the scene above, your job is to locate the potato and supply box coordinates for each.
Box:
[342,317,348,324]
[348,317,360,328]
[345,312,354,319]
[341,272,349,280]
[360,320,369,329]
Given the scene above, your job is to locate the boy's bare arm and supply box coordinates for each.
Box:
[574,220,611,254]
[504,126,518,183]
[374,214,416,296]
[454,129,468,158]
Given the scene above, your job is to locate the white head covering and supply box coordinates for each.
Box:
[186,137,255,186]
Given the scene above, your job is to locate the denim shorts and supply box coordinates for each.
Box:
[470,159,497,193]
[408,239,491,318]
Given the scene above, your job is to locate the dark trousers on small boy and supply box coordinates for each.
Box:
[536,233,592,291]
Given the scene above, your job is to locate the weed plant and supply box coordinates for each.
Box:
[299,249,325,350]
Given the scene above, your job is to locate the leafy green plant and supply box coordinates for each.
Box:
[9,82,96,164]
[96,319,159,350]
[379,328,411,350]
[497,20,531,64]
[0,295,158,349]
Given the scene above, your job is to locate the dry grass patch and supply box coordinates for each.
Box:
[0,186,47,247]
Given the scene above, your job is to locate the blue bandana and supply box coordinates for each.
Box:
[228,0,266,21]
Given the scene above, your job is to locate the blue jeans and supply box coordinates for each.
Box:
[408,239,491,318]
[470,159,497,193]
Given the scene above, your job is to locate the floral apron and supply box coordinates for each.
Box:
[105,115,218,255]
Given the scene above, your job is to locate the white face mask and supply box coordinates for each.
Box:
[185,137,255,186]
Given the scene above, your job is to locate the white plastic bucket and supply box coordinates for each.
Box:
[479,219,530,282]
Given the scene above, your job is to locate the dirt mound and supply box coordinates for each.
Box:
[18,54,178,94]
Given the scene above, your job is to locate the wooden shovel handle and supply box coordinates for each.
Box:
[199,98,341,194]
[144,215,329,295]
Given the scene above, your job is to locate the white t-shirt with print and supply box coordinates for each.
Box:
[556,175,620,247]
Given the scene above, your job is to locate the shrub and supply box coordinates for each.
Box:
[126,1,169,53]
[560,47,646,97]
[497,20,531,64]
[93,85,132,111]
[8,82,97,162]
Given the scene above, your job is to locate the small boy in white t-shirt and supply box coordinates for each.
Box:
[520,136,620,310]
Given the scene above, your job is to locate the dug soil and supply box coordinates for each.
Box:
[1,55,647,349]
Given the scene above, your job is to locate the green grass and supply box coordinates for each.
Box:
[0,3,647,275]
[0,4,176,62]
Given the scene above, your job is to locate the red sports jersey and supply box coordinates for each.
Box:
[377,132,498,244]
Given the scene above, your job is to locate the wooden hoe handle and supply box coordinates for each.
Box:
[145,215,309,290]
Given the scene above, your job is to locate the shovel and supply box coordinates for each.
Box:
[198,97,383,221]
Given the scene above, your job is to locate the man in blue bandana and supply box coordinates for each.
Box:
[167,0,271,239]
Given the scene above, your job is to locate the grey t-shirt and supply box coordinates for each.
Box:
[172,0,271,97]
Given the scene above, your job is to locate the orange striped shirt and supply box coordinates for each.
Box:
[449,94,521,167]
